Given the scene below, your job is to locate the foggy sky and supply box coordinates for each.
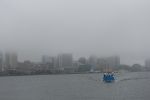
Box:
[1,0,150,65]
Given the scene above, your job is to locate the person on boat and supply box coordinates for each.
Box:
[103,73,106,81]
[108,73,111,81]
[112,73,115,80]
[110,74,113,80]
[103,73,109,81]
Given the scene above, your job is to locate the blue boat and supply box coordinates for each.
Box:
[103,73,115,83]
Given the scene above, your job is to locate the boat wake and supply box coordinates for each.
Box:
[80,73,150,84]
[118,77,150,82]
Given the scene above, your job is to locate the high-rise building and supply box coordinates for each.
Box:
[54,56,59,68]
[97,58,108,68]
[5,52,18,70]
[78,57,87,64]
[0,52,3,71]
[58,53,73,68]
[96,56,120,71]
[145,59,150,67]
[42,55,54,64]
[88,55,97,69]
[106,56,120,67]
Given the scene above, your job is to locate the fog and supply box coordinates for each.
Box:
[0,0,150,65]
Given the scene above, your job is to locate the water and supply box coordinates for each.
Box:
[0,72,150,100]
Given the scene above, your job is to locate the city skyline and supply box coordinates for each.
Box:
[0,50,149,66]
[15,53,150,66]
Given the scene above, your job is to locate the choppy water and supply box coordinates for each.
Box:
[0,72,150,100]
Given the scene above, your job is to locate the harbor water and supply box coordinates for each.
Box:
[0,72,150,100]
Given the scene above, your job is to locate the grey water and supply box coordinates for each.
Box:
[0,72,150,100]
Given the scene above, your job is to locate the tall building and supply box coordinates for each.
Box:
[54,56,59,68]
[58,53,73,69]
[5,52,18,70]
[42,55,54,64]
[96,56,120,71]
[106,56,120,67]
[78,57,87,64]
[88,55,97,69]
[97,58,108,70]
[145,59,150,67]
[0,52,3,71]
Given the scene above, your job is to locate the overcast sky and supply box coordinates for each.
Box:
[0,0,150,65]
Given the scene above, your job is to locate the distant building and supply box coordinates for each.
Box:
[54,56,59,68]
[106,56,120,68]
[58,53,73,69]
[78,57,87,64]
[144,59,150,71]
[17,60,34,74]
[0,52,3,71]
[42,55,54,64]
[145,59,150,67]
[5,52,18,70]
[96,58,108,71]
[88,55,97,69]
[132,64,142,72]
[96,56,120,71]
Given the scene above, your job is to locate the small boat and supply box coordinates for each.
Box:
[103,72,115,83]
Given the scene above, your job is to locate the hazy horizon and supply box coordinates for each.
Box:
[1,0,150,65]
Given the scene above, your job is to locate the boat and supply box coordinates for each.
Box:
[103,72,115,83]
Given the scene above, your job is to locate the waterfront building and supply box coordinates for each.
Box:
[78,57,87,64]
[88,55,97,69]
[106,56,120,68]
[5,52,18,70]
[58,53,73,69]
[145,59,150,67]
[0,52,3,71]
[42,55,54,65]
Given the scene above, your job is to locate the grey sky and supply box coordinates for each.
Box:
[0,0,150,65]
